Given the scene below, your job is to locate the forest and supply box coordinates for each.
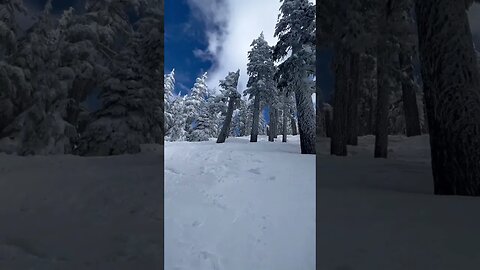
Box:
[0,0,163,156]
[317,0,480,196]
[164,0,316,155]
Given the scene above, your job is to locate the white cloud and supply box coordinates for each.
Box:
[186,0,283,93]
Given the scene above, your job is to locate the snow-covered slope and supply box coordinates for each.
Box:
[165,135,315,270]
[0,151,163,269]
[318,135,480,270]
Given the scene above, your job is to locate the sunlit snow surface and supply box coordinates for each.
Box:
[164,135,315,270]
[318,135,480,270]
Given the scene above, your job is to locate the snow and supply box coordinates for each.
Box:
[165,135,315,270]
[0,151,162,269]
[318,135,480,270]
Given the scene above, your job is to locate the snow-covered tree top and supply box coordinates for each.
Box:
[190,72,208,98]
[274,0,315,58]
[220,69,241,98]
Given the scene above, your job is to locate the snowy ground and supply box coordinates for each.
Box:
[318,135,480,270]
[164,135,315,270]
[0,149,163,269]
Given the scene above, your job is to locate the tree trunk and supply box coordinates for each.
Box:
[294,88,316,154]
[399,49,422,137]
[250,95,260,142]
[273,108,278,139]
[282,96,288,142]
[331,46,350,156]
[268,107,275,142]
[347,52,360,145]
[416,0,480,195]
[290,108,297,135]
[324,107,332,138]
[217,95,236,143]
[374,5,390,159]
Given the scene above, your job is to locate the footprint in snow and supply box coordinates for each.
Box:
[165,167,181,175]
[192,221,201,227]
[248,168,261,175]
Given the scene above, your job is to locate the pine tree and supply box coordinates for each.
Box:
[167,96,187,141]
[217,70,241,143]
[164,69,175,137]
[245,32,276,142]
[274,0,316,154]
[0,0,31,150]
[77,0,163,155]
[184,72,208,138]
[1,1,79,155]
[188,103,212,141]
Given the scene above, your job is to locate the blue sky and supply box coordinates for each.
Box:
[164,0,212,96]
[165,0,334,104]
[165,0,284,96]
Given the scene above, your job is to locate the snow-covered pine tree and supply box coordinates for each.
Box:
[217,70,241,143]
[167,96,187,141]
[188,102,212,141]
[205,89,227,138]
[237,97,251,137]
[185,72,208,140]
[274,0,316,154]
[77,0,163,155]
[245,32,276,142]
[1,1,79,155]
[164,68,175,137]
[0,0,30,136]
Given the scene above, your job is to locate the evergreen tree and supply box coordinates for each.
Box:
[217,70,241,143]
[1,1,79,155]
[184,72,208,138]
[167,96,187,141]
[274,0,316,154]
[245,32,276,142]
[164,69,175,137]
[78,0,163,155]
[188,103,212,141]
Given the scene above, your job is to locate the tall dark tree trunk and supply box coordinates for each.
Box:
[282,97,288,142]
[374,4,391,159]
[290,107,297,135]
[365,54,377,136]
[250,95,260,142]
[294,88,316,154]
[268,107,275,142]
[331,46,350,156]
[273,108,278,139]
[416,0,480,196]
[347,53,360,145]
[399,49,422,137]
[217,96,236,143]
[374,55,389,158]
[324,107,332,138]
